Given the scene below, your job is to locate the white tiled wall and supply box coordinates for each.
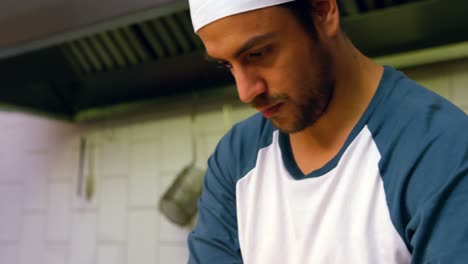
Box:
[69,212,97,264]
[0,185,22,241]
[128,141,159,207]
[127,210,158,264]
[45,244,68,264]
[19,214,46,264]
[0,59,467,264]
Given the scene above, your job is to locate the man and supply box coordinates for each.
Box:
[187,0,468,263]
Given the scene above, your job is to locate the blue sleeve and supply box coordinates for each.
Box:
[187,114,270,263]
[187,130,243,263]
[406,124,468,264]
[370,70,468,263]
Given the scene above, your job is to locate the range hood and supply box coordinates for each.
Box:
[1,0,468,121]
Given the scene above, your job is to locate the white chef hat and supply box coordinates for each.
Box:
[189,0,296,32]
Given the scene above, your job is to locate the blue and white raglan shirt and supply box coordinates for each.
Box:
[188,66,468,264]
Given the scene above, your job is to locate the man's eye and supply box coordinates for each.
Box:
[216,61,232,70]
[249,49,266,58]
[248,46,271,60]
[246,47,271,63]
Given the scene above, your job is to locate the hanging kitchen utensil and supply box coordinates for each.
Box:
[159,93,205,227]
[77,137,96,202]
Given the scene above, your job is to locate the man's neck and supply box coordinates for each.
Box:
[289,40,384,175]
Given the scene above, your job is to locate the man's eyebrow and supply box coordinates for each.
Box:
[203,32,278,62]
[233,32,277,59]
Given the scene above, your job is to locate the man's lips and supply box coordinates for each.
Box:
[259,103,283,118]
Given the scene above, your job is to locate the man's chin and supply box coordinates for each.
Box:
[270,118,307,134]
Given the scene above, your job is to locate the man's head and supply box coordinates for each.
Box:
[189,0,342,133]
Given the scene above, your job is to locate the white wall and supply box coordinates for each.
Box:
[0,58,467,264]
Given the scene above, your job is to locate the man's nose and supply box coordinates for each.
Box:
[232,67,266,104]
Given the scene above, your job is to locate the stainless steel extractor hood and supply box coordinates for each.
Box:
[1,0,467,121]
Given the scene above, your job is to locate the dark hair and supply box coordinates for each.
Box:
[279,0,342,39]
[279,0,317,38]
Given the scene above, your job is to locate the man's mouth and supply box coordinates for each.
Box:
[259,103,283,118]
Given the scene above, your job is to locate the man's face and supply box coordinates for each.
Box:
[198,5,334,133]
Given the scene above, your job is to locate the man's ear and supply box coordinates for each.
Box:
[311,0,340,38]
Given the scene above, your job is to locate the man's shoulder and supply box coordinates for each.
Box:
[369,66,467,149]
[369,67,467,212]
[222,112,276,148]
[210,112,277,179]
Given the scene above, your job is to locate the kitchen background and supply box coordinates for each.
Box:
[1,0,468,263]
[1,58,467,264]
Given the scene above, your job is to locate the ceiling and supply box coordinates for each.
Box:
[1,0,468,121]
